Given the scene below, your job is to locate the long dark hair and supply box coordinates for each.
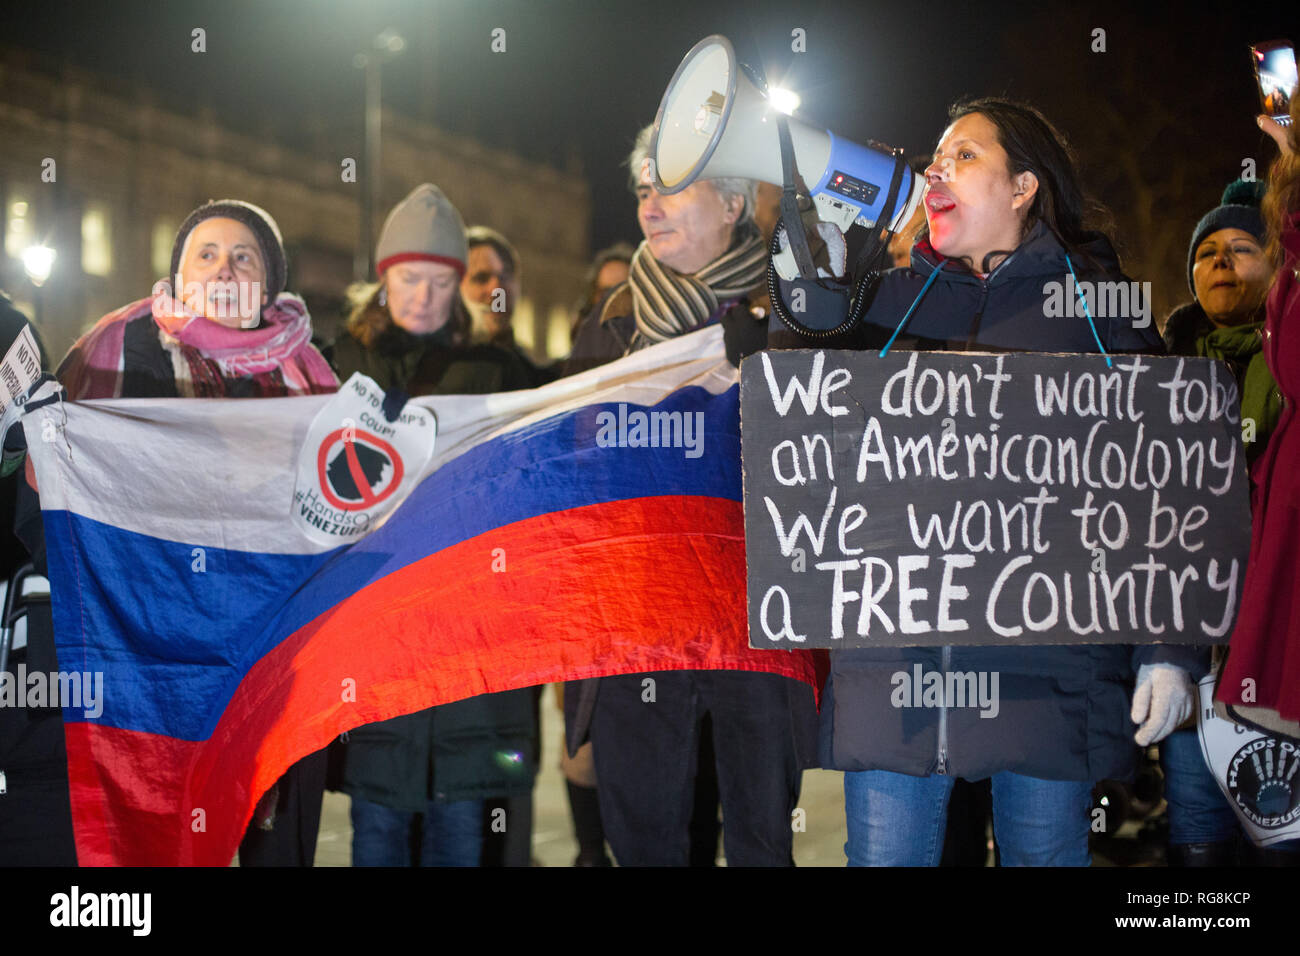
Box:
[1262,94,1300,281]
[936,97,1115,270]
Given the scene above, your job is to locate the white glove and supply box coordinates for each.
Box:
[1130,663,1194,746]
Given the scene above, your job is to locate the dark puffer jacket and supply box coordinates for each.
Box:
[819,221,1206,782]
[330,322,536,397]
[328,321,540,809]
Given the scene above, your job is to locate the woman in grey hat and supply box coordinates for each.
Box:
[328,183,539,866]
[330,184,534,395]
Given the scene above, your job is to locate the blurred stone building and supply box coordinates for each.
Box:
[0,49,590,365]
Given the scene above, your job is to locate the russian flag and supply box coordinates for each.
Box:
[22,326,820,866]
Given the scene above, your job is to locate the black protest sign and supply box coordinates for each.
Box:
[741,350,1252,648]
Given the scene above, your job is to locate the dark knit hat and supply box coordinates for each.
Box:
[171,199,287,300]
[375,184,468,279]
[1187,180,1267,294]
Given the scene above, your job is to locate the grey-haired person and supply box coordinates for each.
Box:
[563,125,818,867]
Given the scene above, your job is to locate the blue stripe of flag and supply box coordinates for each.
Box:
[46,386,740,738]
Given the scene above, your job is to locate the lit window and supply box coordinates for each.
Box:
[545,305,571,359]
[152,219,176,279]
[5,196,31,259]
[513,297,536,350]
[81,204,112,276]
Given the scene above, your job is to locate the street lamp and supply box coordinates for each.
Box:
[21,243,55,325]
[22,244,55,286]
[354,28,406,281]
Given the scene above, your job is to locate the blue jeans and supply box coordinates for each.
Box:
[1158,728,1239,845]
[844,770,1092,866]
[349,794,483,866]
[1159,727,1300,852]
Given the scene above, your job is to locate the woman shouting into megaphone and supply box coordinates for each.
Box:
[814,98,1203,866]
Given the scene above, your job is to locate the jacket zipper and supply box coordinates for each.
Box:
[932,257,998,774]
[936,645,951,774]
[963,279,990,349]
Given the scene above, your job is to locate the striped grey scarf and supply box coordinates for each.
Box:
[627,223,767,347]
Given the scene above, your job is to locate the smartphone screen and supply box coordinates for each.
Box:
[1252,40,1297,126]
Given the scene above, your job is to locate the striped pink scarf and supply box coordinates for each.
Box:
[60,290,338,400]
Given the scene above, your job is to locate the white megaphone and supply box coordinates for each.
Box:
[649,34,923,278]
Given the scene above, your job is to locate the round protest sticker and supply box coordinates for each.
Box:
[293,373,436,546]
[1224,737,1300,829]
[1198,675,1300,844]
[316,427,404,511]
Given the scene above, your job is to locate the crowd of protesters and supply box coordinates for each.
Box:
[1,78,1298,868]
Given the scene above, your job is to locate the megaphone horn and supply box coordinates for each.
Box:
[648,34,922,236]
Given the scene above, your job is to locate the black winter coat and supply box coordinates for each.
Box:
[819,222,1206,782]
[328,322,540,809]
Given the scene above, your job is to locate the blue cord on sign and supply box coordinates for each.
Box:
[1064,252,1112,368]
[880,257,945,358]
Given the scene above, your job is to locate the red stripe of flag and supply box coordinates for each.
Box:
[66,495,822,865]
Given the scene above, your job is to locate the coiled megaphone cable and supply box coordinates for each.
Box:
[768,139,910,340]
[767,226,876,338]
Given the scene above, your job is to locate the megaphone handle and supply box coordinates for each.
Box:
[850,151,910,284]
[776,113,819,281]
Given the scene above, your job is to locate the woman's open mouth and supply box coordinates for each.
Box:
[925,193,956,215]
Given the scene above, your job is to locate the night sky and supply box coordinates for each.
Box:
[3,0,1294,277]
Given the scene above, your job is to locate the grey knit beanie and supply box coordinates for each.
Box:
[375,184,468,279]
[171,199,287,299]
[1187,180,1267,295]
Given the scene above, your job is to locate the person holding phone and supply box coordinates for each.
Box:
[1216,97,1300,746]
[1156,179,1299,865]
[806,98,1202,866]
